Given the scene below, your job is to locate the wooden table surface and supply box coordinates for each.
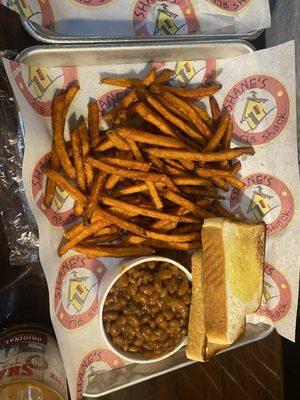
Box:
[0,4,296,400]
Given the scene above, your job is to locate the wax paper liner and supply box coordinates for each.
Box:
[2,41,299,399]
[0,0,270,37]
[197,0,271,34]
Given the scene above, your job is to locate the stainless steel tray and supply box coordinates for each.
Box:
[85,323,273,398]
[21,16,263,45]
[17,39,255,67]
[15,40,274,398]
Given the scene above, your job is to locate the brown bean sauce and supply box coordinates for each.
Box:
[103,262,191,360]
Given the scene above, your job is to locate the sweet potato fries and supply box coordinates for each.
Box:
[44,68,254,258]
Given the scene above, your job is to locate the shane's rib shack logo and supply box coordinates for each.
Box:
[207,0,251,12]
[55,255,106,330]
[9,61,77,117]
[32,152,77,227]
[256,262,291,322]
[223,75,289,145]
[77,349,124,399]
[154,59,216,88]
[97,88,130,117]
[229,173,294,236]
[132,0,200,36]
[70,0,114,6]
[0,0,55,29]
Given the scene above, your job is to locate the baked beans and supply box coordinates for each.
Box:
[103,261,191,360]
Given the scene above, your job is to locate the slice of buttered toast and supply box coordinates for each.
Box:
[186,218,266,362]
[201,218,266,346]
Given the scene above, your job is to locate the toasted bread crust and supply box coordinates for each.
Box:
[247,223,266,313]
[186,252,206,361]
[202,222,228,344]
[205,320,246,359]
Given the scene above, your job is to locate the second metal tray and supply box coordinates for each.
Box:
[21,16,263,45]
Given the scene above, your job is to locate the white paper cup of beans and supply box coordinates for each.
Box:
[99,256,192,364]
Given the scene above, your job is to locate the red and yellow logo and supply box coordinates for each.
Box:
[207,0,251,12]
[132,0,200,36]
[256,262,291,322]
[9,61,77,117]
[32,152,77,227]
[54,255,106,330]
[0,0,55,29]
[70,0,114,6]
[154,59,216,88]
[223,75,289,145]
[229,173,294,236]
[77,348,124,399]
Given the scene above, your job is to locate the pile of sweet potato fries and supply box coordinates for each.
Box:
[44,68,254,258]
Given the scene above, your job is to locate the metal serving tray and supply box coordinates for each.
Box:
[21,16,263,45]
[17,39,255,67]
[15,40,274,398]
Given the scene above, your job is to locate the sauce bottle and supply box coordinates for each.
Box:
[0,262,68,399]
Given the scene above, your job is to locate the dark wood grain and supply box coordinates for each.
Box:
[100,333,283,400]
[0,3,38,52]
[0,5,286,400]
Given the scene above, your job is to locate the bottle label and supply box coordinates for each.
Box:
[0,328,67,399]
